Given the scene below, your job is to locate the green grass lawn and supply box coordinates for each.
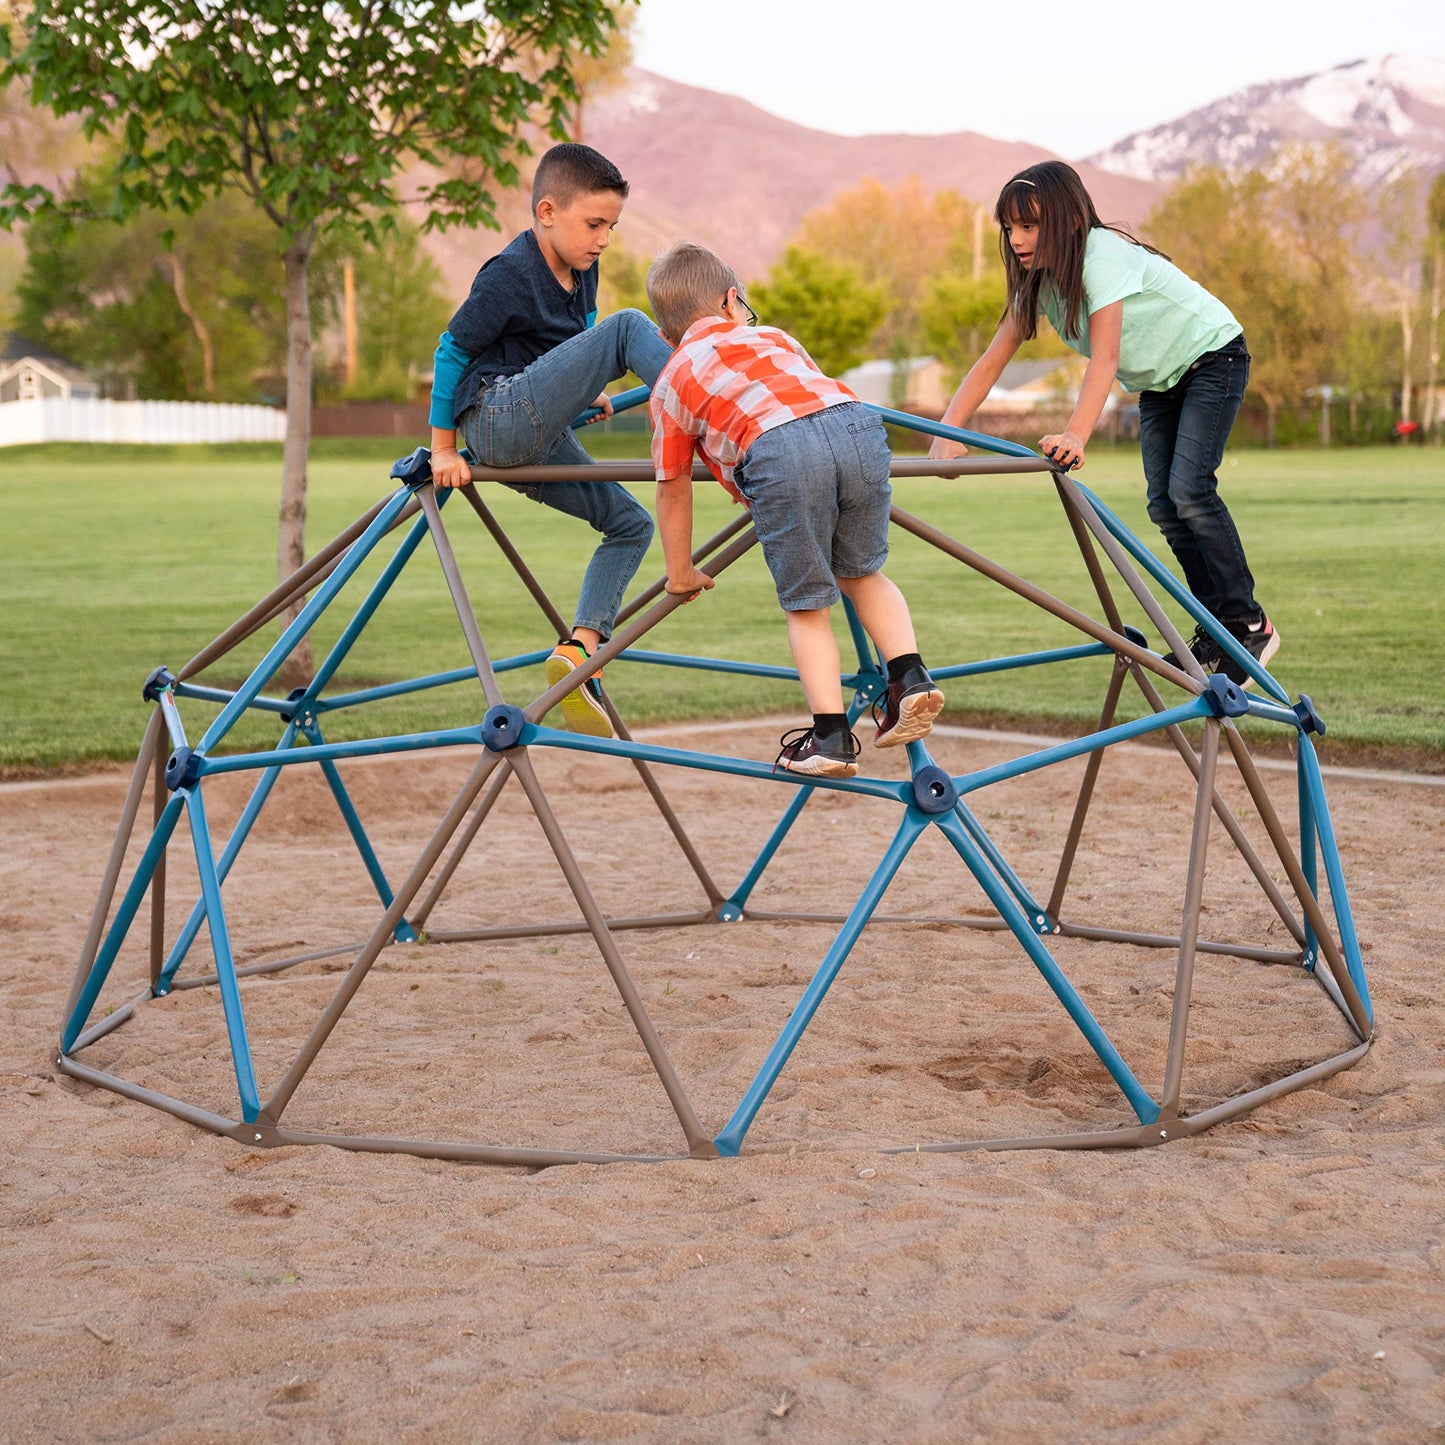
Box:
[2,435,1442,776]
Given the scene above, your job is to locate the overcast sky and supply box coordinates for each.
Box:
[630,0,1445,156]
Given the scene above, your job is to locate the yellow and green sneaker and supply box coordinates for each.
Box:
[543,639,614,738]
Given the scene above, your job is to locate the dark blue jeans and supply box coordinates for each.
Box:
[1139,333,1260,625]
[457,309,672,640]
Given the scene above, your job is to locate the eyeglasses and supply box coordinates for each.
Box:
[728,287,758,327]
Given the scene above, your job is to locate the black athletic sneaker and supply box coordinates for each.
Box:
[774,726,861,779]
[1216,615,1280,687]
[1162,625,1222,673]
[872,663,945,748]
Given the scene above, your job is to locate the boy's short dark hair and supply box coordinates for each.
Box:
[646,241,739,342]
[531,142,629,211]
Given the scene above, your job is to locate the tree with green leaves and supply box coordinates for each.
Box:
[1145,153,1364,445]
[16,167,293,401]
[1,0,628,682]
[748,246,886,378]
[340,219,451,403]
[1423,172,1445,439]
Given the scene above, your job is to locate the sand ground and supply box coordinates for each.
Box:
[2,720,1443,1443]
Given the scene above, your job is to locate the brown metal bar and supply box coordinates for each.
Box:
[60,709,165,1042]
[523,527,759,725]
[68,1000,139,1052]
[616,512,756,627]
[457,483,572,639]
[176,493,406,682]
[270,1128,682,1167]
[1046,657,1130,920]
[887,504,1199,692]
[1159,719,1221,1114]
[419,909,718,943]
[1126,667,1310,947]
[418,486,505,711]
[506,748,716,1158]
[1055,472,1210,685]
[148,727,168,991]
[1172,1039,1372,1134]
[463,457,1052,485]
[1054,921,1304,966]
[1221,726,1371,1038]
[261,749,507,1122]
[56,1054,246,1138]
[408,757,517,930]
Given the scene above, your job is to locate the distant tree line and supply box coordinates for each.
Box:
[6,134,1442,448]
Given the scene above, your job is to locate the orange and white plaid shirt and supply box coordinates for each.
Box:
[649,317,859,504]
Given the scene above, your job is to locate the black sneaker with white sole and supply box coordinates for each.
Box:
[774,726,861,779]
[872,663,945,748]
[1162,624,1222,673]
[1216,615,1280,687]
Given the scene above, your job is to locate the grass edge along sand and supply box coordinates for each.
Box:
[2,438,1441,778]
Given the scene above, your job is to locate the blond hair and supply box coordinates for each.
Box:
[646,241,739,341]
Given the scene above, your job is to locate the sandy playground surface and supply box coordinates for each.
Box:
[2,717,1444,1442]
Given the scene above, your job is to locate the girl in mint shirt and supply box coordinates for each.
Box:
[930,160,1277,684]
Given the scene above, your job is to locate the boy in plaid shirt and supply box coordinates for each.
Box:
[646,241,944,778]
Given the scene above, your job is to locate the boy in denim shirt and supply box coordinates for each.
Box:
[646,241,944,778]
[428,143,672,736]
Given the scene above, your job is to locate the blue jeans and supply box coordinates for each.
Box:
[457,309,673,640]
[1139,333,1261,625]
[733,404,892,611]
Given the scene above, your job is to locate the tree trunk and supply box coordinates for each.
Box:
[278,231,316,689]
[1426,253,1441,438]
[166,252,216,398]
[1399,262,1414,424]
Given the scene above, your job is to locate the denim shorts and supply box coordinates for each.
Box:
[732,403,892,611]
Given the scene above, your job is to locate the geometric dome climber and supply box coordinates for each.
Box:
[57,401,1373,1165]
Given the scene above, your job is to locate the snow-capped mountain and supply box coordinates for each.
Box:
[1088,55,1445,187]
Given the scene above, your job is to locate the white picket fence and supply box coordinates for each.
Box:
[0,396,287,447]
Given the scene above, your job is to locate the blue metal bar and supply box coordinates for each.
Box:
[723,786,813,917]
[1297,736,1372,1023]
[613,648,803,684]
[301,720,418,944]
[716,809,931,1154]
[196,484,416,755]
[172,682,293,715]
[158,718,301,992]
[1297,745,1320,967]
[310,667,481,712]
[866,404,1039,459]
[62,794,187,1052]
[313,650,554,713]
[183,784,261,1122]
[927,640,1116,682]
[195,724,482,778]
[296,504,442,709]
[932,809,1158,1122]
[157,687,189,753]
[951,801,1052,932]
[724,686,883,915]
[574,383,650,426]
[1071,483,1292,706]
[954,696,1215,797]
[527,725,909,806]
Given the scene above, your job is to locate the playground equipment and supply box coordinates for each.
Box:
[56,398,1372,1164]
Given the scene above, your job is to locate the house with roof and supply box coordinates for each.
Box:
[974,357,1134,439]
[0,334,99,404]
[837,356,951,415]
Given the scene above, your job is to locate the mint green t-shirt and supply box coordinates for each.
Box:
[1040,228,1241,394]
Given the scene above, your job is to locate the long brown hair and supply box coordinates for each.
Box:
[996,160,1165,342]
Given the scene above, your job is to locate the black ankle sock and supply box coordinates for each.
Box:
[812,712,849,741]
[886,652,924,683]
